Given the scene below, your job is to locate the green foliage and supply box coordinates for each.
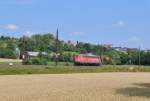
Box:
[141,52,150,65]
[1,34,150,66]
[102,50,121,65]
[0,36,18,59]
[0,49,16,58]
[32,58,47,65]
[60,51,77,62]
[18,34,55,52]
[64,62,70,66]
[120,52,128,64]
[25,57,47,65]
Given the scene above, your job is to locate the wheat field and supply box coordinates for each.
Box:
[0,73,150,101]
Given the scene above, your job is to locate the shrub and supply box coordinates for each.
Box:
[23,59,32,65]
[65,62,70,66]
[32,58,47,65]
[0,49,16,59]
[24,57,47,65]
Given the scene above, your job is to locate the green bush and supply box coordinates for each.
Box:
[24,57,47,65]
[65,62,70,66]
[60,51,77,62]
[33,58,47,65]
[23,59,32,65]
[0,49,16,59]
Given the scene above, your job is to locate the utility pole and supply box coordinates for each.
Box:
[55,28,59,66]
[100,43,103,64]
[138,46,141,67]
[22,35,27,64]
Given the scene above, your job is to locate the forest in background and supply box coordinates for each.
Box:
[0,33,150,65]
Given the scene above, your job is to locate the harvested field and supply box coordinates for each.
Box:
[0,73,150,101]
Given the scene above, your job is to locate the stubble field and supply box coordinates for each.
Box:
[0,73,150,101]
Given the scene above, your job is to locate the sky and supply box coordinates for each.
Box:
[0,0,150,49]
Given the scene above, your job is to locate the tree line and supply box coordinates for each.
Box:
[0,33,150,65]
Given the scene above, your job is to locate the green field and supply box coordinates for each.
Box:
[0,64,150,75]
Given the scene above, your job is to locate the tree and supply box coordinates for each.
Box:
[60,51,77,62]
[119,52,128,64]
[103,50,121,65]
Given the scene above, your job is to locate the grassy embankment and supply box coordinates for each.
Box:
[0,58,150,75]
[0,64,150,75]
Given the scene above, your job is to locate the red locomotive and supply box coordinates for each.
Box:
[73,53,102,66]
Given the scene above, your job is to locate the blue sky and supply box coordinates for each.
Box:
[0,0,150,49]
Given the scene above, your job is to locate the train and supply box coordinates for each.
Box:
[73,53,102,66]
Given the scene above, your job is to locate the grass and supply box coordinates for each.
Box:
[0,65,150,75]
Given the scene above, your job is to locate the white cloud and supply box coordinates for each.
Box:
[127,36,142,43]
[113,20,125,27]
[5,24,18,30]
[23,31,35,37]
[0,24,18,30]
[70,32,84,35]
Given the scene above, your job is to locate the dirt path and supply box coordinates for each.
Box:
[0,58,22,63]
[0,73,150,101]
